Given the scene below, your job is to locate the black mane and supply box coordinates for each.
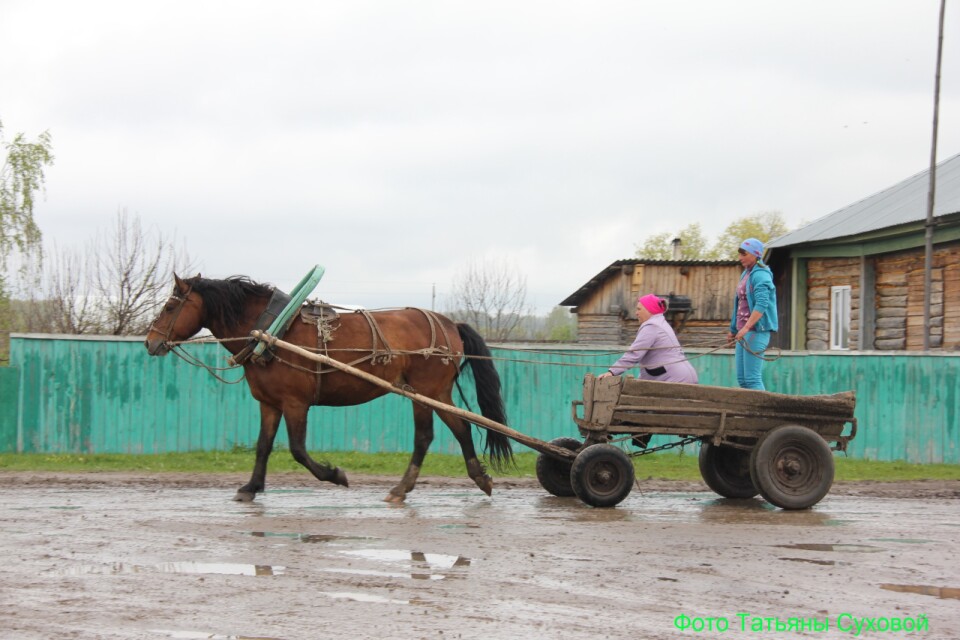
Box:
[185,275,274,330]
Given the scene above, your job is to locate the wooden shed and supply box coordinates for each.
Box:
[560,259,741,346]
[767,152,960,351]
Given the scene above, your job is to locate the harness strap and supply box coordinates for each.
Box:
[310,308,457,404]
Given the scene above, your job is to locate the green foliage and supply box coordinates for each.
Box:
[0,119,54,270]
[710,211,790,260]
[636,212,790,260]
[637,223,710,260]
[542,306,577,342]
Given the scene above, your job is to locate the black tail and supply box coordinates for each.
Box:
[456,323,514,471]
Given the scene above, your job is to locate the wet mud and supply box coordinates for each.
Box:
[1,472,958,639]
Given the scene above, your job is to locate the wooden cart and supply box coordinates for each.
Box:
[534,374,857,510]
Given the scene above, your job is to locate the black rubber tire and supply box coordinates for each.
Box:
[750,425,835,510]
[570,444,635,508]
[535,437,583,497]
[698,441,759,499]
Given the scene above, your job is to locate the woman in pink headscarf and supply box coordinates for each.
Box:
[599,294,699,384]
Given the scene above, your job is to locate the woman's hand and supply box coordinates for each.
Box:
[598,371,613,379]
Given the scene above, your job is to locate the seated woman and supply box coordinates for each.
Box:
[599,294,699,384]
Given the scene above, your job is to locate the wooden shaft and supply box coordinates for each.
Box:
[251,330,577,460]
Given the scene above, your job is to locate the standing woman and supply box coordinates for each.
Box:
[599,294,698,384]
[728,238,778,390]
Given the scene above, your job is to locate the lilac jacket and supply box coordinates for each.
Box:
[608,314,699,384]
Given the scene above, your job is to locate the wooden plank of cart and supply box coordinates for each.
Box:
[536,373,857,510]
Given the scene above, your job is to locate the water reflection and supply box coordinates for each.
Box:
[775,543,882,553]
[50,562,285,577]
[322,548,472,581]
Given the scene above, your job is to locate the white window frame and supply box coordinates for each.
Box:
[830,285,851,350]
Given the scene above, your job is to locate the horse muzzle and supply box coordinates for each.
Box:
[145,337,170,356]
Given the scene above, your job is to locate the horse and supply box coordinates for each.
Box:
[144,273,513,503]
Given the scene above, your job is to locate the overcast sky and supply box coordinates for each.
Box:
[2,1,958,313]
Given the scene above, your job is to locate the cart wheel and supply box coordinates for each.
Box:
[750,425,834,510]
[570,444,635,508]
[535,437,583,497]
[698,441,759,499]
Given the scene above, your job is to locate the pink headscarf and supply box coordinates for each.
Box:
[638,294,666,315]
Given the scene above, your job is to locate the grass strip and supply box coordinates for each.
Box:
[1,451,958,482]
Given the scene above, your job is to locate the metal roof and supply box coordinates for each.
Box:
[767,151,960,249]
[559,258,737,307]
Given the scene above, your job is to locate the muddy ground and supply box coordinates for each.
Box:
[2,472,958,640]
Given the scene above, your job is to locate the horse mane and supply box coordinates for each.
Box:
[185,275,274,330]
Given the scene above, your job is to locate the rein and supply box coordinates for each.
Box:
[169,341,248,384]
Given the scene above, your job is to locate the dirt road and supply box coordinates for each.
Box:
[2,472,958,639]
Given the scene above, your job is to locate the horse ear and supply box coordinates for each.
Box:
[174,273,188,293]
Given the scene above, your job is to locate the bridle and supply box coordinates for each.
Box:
[149,283,194,349]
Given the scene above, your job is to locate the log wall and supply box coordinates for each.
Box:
[806,257,861,350]
[804,241,960,351]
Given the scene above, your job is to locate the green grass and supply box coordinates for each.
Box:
[1,449,957,482]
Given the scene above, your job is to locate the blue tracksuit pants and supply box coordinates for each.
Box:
[735,331,771,390]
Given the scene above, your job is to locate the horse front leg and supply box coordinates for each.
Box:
[285,404,349,488]
[235,402,282,502]
[385,404,435,503]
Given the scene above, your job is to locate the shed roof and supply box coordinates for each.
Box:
[560,258,737,307]
[767,152,960,250]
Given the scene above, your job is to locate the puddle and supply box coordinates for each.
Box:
[152,632,282,640]
[246,531,376,544]
[321,591,411,604]
[881,584,960,600]
[50,562,285,577]
[869,538,934,544]
[780,557,850,566]
[775,543,883,553]
[321,548,472,581]
[321,567,446,580]
[344,549,471,568]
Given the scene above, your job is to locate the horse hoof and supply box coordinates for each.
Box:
[384,492,406,503]
[233,491,256,502]
[333,467,349,487]
[476,476,494,497]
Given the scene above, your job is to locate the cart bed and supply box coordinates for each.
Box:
[574,375,856,450]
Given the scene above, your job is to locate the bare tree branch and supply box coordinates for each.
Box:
[448,258,530,341]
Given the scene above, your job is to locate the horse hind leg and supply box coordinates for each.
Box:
[285,407,350,488]
[436,407,494,497]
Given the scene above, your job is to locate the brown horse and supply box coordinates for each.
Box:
[144,274,513,503]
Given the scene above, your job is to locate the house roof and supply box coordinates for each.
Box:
[560,258,737,307]
[767,152,960,250]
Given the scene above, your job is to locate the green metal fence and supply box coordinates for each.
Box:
[5,334,959,463]
[0,365,18,452]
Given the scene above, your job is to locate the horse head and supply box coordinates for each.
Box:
[144,273,204,356]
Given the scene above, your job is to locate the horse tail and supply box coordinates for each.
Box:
[456,323,514,472]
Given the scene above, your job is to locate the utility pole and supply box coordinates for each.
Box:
[923,0,946,350]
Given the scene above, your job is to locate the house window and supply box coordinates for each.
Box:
[830,286,851,350]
